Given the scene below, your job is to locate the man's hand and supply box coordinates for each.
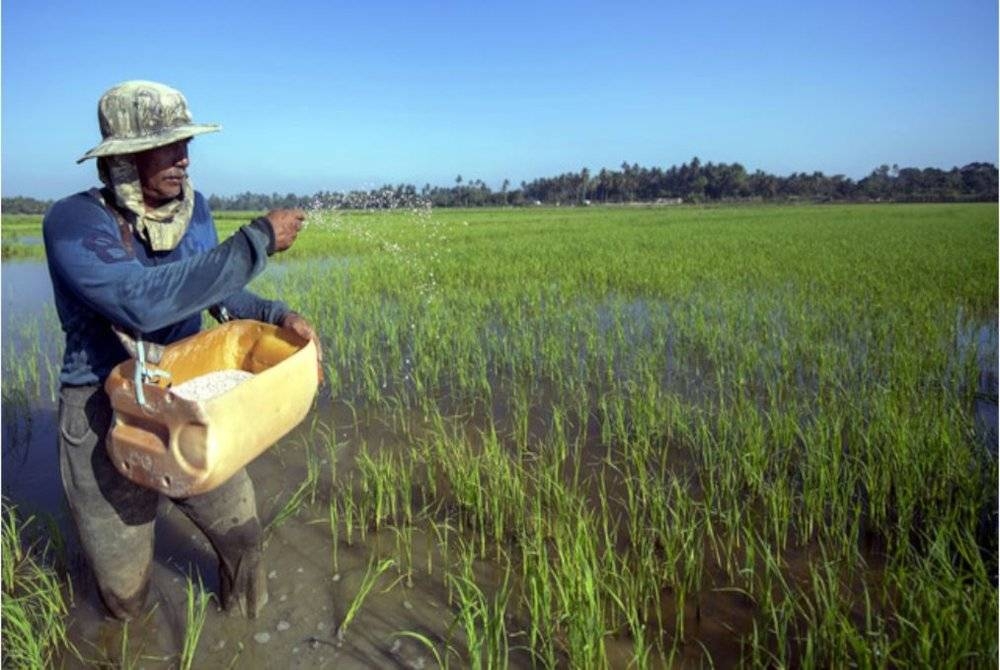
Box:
[280,311,323,384]
[266,209,306,252]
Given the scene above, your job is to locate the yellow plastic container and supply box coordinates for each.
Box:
[104,320,319,497]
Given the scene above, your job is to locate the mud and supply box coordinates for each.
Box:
[3,259,997,668]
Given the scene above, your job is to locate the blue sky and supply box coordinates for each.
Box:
[2,0,997,199]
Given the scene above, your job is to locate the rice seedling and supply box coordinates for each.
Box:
[445,542,512,670]
[392,630,448,669]
[1,504,72,669]
[264,462,320,538]
[179,574,213,670]
[390,524,416,587]
[341,484,359,546]
[4,202,996,666]
[328,500,341,573]
[335,555,395,642]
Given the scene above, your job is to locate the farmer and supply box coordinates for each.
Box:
[42,80,320,620]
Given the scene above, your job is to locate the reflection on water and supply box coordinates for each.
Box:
[2,261,62,510]
[959,317,999,454]
[2,259,54,335]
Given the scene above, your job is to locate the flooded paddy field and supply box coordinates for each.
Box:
[2,203,997,667]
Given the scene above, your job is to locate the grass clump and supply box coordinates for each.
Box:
[1,503,72,668]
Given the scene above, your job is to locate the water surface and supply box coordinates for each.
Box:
[3,257,997,668]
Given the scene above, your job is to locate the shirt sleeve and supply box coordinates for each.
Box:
[43,194,275,335]
[198,205,291,325]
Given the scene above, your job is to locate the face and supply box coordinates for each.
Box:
[133,139,191,208]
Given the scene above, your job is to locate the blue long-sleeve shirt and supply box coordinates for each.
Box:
[43,189,289,385]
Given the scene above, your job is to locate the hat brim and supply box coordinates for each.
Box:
[76,123,221,163]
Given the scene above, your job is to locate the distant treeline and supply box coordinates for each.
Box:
[2,196,55,215]
[4,159,997,214]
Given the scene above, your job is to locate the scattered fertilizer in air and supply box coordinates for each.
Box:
[171,369,255,400]
[304,187,446,300]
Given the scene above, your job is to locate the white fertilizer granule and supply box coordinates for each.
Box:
[171,370,254,401]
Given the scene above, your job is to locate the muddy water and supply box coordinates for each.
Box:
[1,260,537,669]
[961,318,999,453]
[2,261,61,515]
[1,260,470,669]
[3,258,998,668]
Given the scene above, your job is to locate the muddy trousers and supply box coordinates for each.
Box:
[57,384,268,620]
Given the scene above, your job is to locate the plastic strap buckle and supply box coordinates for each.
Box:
[113,326,171,409]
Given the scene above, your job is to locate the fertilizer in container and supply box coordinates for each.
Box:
[105,320,319,497]
[171,369,255,401]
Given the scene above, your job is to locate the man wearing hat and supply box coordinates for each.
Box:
[42,80,317,620]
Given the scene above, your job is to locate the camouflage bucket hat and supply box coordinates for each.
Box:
[77,80,220,163]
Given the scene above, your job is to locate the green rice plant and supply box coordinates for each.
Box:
[336,556,395,642]
[548,503,608,669]
[741,527,797,665]
[7,203,999,666]
[521,523,558,668]
[229,205,1000,664]
[316,412,347,486]
[123,623,137,670]
[328,500,340,573]
[1,504,72,669]
[304,433,322,505]
[179,573,213,670]
[791,552,894,669]
[265,464,320,538]
[883,524,998,668]
[652,474,705,641]
[747,602,798,670]
[74,625,130,669]
[356,444,398,532]
[602,514,662,667]
[391,630,448,669]
[430,520,456,581]
[761,474,793,557]
[341,486,358,546]
[390,524,415,587]
[445,540,512,670]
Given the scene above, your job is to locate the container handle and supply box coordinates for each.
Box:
[112,326,171,408]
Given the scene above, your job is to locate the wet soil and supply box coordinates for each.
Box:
[3,259,997,668]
